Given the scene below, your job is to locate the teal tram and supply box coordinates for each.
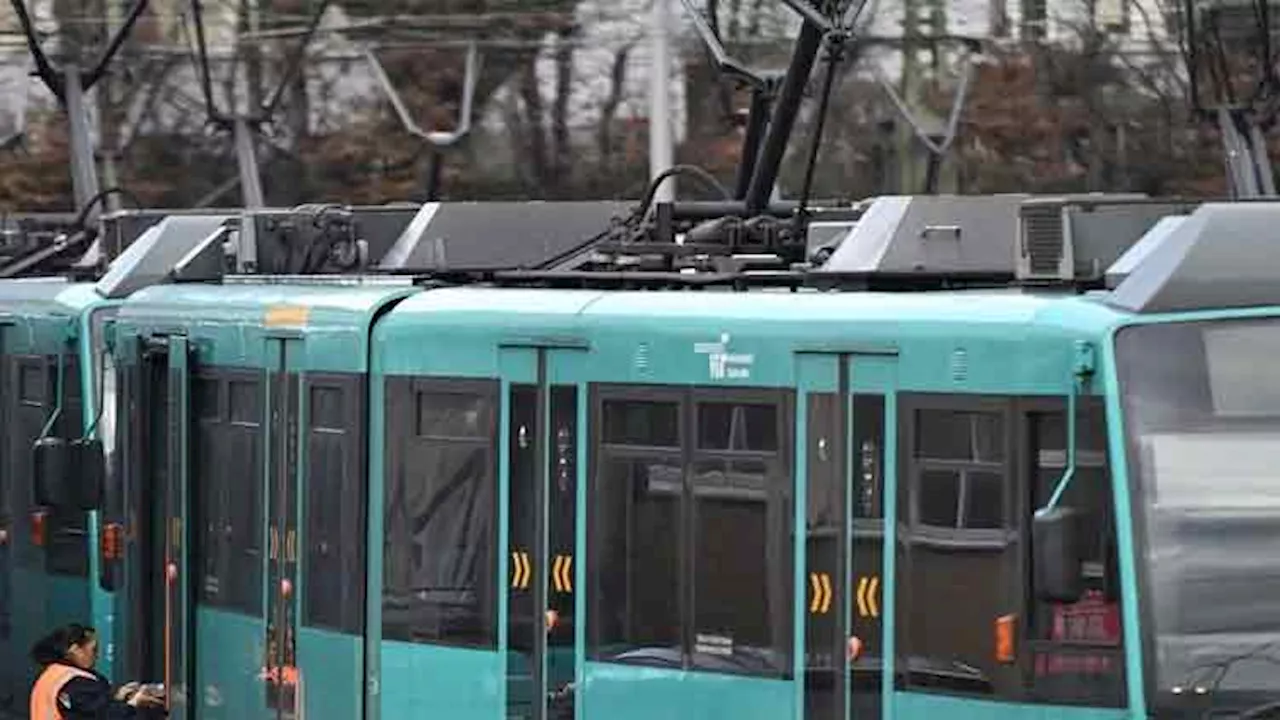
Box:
[9,195,1280,720]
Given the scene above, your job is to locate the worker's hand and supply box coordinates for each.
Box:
[114,682,141,701]
[127,690,163,709]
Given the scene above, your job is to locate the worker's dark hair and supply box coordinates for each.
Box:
[30,623,96,666]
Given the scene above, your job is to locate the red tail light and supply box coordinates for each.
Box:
[30,511,47,547]
[102,523,124,560]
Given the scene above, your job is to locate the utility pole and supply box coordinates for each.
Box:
[100,0,123,213]
[896,0,948,193]
[650,0,675,202]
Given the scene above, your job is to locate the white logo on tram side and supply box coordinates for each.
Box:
[693,333,754,380]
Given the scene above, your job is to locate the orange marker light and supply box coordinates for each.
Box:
[545,609,559,632]
[995,614,1017,664]
[281,578,293,598]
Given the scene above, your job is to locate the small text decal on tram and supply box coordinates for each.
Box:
[694,333,754,380]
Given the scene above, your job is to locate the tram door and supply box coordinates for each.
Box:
[797,351,896,720]
[123,335,198,720]
[263,336,301,720]
[501,344,585,720]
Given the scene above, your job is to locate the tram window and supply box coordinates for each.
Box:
[304,380,365,634]
[19,362,43,402]
[918,470,962,527]
[897,398,1014,699]
[416,391,489,438]
[603,400,680,448]
[697,403,778,452]
[227,391,263,614]
[229,380,257,423]
[193,373,224,604]
[1025,403,1124,707]
[383,378,497,649]
[588,390,793,679]
[691,397,791,677]
[192,372,263,615]
[965,472,1003,529]
[689,454,791,676]
[912,408,1007,535]
[917,410,1004,463]
[199,371,264,614]
[589,454,683,656]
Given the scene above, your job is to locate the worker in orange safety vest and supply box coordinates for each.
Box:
[29,623,163,719]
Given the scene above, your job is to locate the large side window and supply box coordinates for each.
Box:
[192,371,263,615]
[896,397,1016,697]
[588,386,793,678]
[589,395,683,658]
[1025,400,1124,707]
[691,398,792,674]
[383,377,498,648]
[193,374,224,604]
[303,376,366,634]
[226,376,264,613]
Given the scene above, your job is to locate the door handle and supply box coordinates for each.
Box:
[285,529,296,563]
[270,527,279,560]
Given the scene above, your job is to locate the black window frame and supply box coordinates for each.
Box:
[906,396,1012,550]
[895,393,1017,698]
[301,372,367,634]
[188,365,265,616]
[894,392,1126,708]
[1018,396,1126,708]
[381,375,499,649]
[586,383,795,680]
[1021,0,1047,38]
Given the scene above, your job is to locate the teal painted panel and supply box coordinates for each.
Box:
[891,691,1132,720]
[0,279,97,317]
[45,574,91,627]
[0,315,74,354]
[580,663,794,720]
[297,627,362,720]
[194,608,269,720]
[379,641,502,719]
[372,287,1115,394]
[3,565,50,716]
[114,284,414,372]
[374,323,1084,395]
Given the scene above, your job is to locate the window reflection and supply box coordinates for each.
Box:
[384,382,497,648]
[588,392,792,679]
